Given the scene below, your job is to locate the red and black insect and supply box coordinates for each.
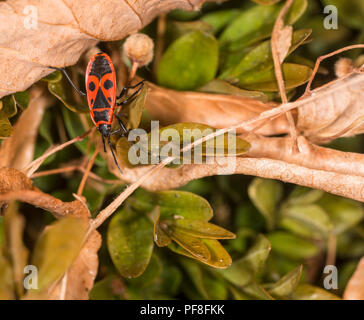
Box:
[50,52,144,173]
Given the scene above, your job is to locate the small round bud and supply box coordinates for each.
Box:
[123,33,154,67]
[335,57,354,78]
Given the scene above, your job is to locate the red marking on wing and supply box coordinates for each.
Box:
[85,74,99,111]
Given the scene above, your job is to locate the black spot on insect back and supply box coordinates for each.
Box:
[104,79,113,89]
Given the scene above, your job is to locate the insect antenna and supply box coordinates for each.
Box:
[107,135,123,175]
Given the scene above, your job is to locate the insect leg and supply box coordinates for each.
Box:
[101,134,106,153]
[48,67,86,96]
[116,80,145,106]
[114,114,128,135]
[107,135,123,174]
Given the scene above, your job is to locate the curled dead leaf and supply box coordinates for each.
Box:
[146,82,289,136]
[0,167,89,219]
[0,0,208,98]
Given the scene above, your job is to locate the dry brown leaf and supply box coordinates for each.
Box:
[47,230,101,300]
[0,167,89,219]
[0,0,207,98]
[297,73,364,143]
[0,88,49,169]
[276,25,292,63]
[146,82,289,135]
[343,257,364,300]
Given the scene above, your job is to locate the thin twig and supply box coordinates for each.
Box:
[271,0,297,152]
[31,166,78,178]
[304,44,364,95]
[24,128,95,177]
[77,144,100,196]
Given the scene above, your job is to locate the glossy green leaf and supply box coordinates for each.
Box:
[237,63,312,91]
[219,4,280,45]
[31,216,88,291]
[162,227,211,262]
[197,79,268,102]
[202,239,232,268]
[317,194,364,234]
[157,31,219,90]
[285,0,307,25]
[220,234,271,286]
[201,9,241,34]
[280,204,333,237]
[123,83,148,130]
[168,9,201,21]
[204,275,228,300]
[131,189,213,221]
[265,265,302,298]
[107,207,154,278]
[248,178,283,230]
[89,275,120,300]
[267,231,319,260]
[165,219,236,239]
[291,284,340,300]
[222,29,312,80]
[0,110,12,138]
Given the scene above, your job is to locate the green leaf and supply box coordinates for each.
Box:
[150,122,250,158]
[180,258,209,299]
[265,265,302,298]
[201,9,241,34]
[220,234,271,286]
[219,4,280,45]
[31,217,88,291]
[248,178,283,230]
[280,204,333,238]
[317,194,364,234]
[236,63,312,92]
[222,29,312,80]
[251,0,282,5]
[197,79,268,102]
[242,281,274,300]
[90,275,120,300]
[285,0,307,25]
[13,91,30,109]
[291,284,340,300]
[0,254,14,300]
[167,20,214,42]
[164,219,236,239]
[1,95,17,118]
[107,207,154,278]
[162,227,211,262]
[131,189,213,221]
[287,186,324,205]
[0,110,12,138]
[123,83,148,130]
[126,254,162,288]
[267,231,319,260]
[157,31,219,90]
[151,206,171,247]
[202,239,232,268]
[48,80,89,113]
